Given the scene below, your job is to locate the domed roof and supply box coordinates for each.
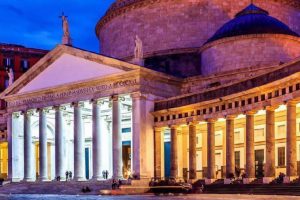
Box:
[206,4,299,44]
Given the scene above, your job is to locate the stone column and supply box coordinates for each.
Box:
[170,125,178,178]
[55,106,66,180]
[112,95,122,179]
[154,127,162,178]
[8,112,22,182]
[225,116,235,184]
[131,93,148,179]
[24,110,35,182]
[39,108,48,181]
[73,102,85,181]
[264,106,276,184]
[285,101,297,183]
[206,119,216,184]
[189,122,197,180]
[244,111,255,184]
[92,99,102,180]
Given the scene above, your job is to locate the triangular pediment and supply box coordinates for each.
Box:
[19,53,124,93]
[2,45,140,97]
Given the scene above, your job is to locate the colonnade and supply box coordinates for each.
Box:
[7,93,145,182]
[154,101,299,184]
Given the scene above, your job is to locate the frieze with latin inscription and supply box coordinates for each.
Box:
[8,79,138,107]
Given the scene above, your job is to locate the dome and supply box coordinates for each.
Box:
[206,4,299,44]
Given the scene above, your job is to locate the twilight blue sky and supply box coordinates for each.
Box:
[0,0,115,53]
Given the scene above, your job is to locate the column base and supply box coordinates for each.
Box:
[9,178,21,183]
[23,178,35,182]
[74,177,86,182]
[92,176,104,181]
[38,177,49,182]
[224,178,233,184]
[263,177,274,184]
[205,178,216,185]
[243,178,255,184]
[283,176,298,183]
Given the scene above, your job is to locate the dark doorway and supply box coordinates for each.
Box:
[164,142,171,178]
[122,142,131,179]
[85,147,89,179]
[255,149,264,178]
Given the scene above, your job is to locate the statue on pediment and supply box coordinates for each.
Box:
[134,35,143,60]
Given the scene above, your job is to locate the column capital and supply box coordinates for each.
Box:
[188,121,199,126]
[245,110,257,115]
[37,107,50,114]
[53,105,67,111]
[169,124,179,129]
[286,100,298,107]
[91,98,105,105]
[265,106,278,111]
[226,115,236,120]
[206,118,216,123]
[12,112,21,119]
[23,109,35,116]
[72,101,84,108]
[110,95,126,102]
[154,126,164,132]
[131,92,147,100]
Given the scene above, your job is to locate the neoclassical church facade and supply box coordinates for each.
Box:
[1,0,300,185]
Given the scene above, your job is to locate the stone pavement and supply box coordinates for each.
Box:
[1,194,300,200]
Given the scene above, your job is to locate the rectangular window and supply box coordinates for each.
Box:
[254,96,259,103]
[228,103,232,109]
[221,105,225,110]
[241,100,245,106]
[248,98,252,104]
[235,101,239,108]
[296,84,300,91]
[21,59,30,72]
[289,86,293,93]
[3,57,14,69]
[261,94,266,101]
[282,88,286,95]
[172,115,176,120]
[216,106,219,112]
[197,110,201,115]
[275,90,279,97]
[235,151,240,168]
[122,128,131,133]
[278,147,285,167]
[268,92,272,99]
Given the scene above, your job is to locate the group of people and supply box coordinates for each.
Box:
[102,170,109,180]
[65,171,72,181]
[55,171,73,181]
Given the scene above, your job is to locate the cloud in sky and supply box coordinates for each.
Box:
[0,0,115,52]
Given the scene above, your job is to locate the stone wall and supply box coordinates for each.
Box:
[97,0,300,59]
[201,35,300,76]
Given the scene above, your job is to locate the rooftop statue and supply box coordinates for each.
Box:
[134,35,143,60]
[7,68,14,86]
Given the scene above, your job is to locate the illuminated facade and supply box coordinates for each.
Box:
[1,0,300,185]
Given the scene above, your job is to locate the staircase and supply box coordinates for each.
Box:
[200,183,300,196]
[0,181,111,195]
